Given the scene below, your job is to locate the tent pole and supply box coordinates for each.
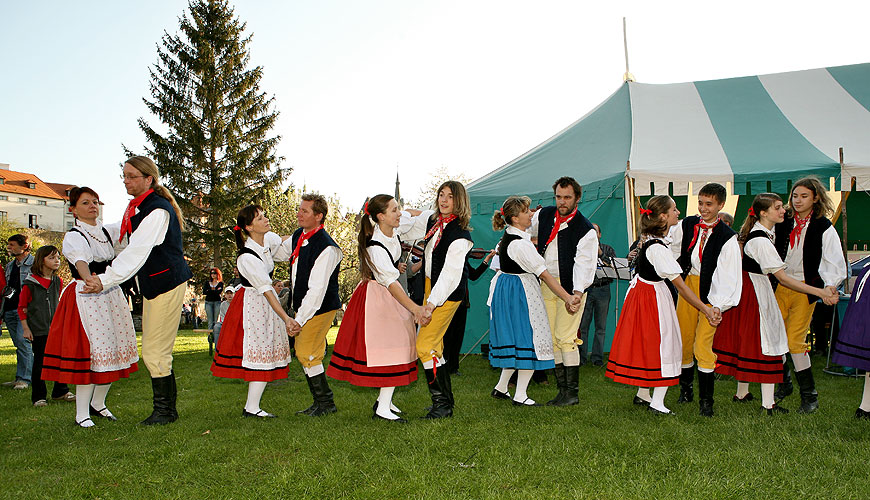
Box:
[839,147,851,292]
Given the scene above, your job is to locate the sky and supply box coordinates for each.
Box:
[1,0,868,221]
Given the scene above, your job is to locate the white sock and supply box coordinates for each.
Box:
[562,349,580,367]
[495,368,515,394]
[376,387,401,419]
[698,366,714,374]
[245,381,268,414]
[790,352,811,372]
[75,384,95,426]
[90,384,114,418]
[303,363,325,377]
[860,372,870,412]
[650,387,670,413]
[761,383,775,409]
[682,362,695,369]
[553,350,563,365]
[736,382,750,399]
[513,369,534,403]
[636,387,651,403]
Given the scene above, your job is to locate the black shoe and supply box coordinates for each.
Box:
[372,412,408,423]
[372,401,403,414]
[592,360,603,367]
[764,404,789,415]
[303,373,337,417]
[141,373,178,426]
[242,409,276,418]
[775,361,793,401]
[732,393,755,403]
[647,406,673,416]
[546,364,567,406]
[491,388,511,400]
[855,408,870,420]
[421,368,453,419]
[794,368,819,414]
[296,404,317,416]
[90,405,118,421]
[555,365,580,406]
[633,396,650,406]
[512,397,542,407]
[677,366,694,403]
[697,371,715,417]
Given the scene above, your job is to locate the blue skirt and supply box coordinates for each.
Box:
[488,273,555,370]
[832,266,870,370]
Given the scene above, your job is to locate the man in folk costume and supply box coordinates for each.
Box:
[289,193,343,417]
[670,183,740,417]
[529,177,597,407]
[83,156,192,425]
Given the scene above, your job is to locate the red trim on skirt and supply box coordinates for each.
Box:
[713,272,784,384]
[605,281,678,387]
[210,287,289,382]
[326,281,418,388]
[41,284,138,385]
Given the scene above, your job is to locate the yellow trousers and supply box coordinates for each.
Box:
[295,310,337,368]
[540,283,585,353]
[676,275,718,371]
[775,284,815,354]
[416,278,461,363]
[141,282,187,377]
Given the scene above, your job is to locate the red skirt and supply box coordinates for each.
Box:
[210,288,289,382]
[605,280,679,387]
[41,284,138,385]
[326,281,418,388]
[713,273,784,384]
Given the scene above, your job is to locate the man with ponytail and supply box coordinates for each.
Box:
[288,193,342,417]
[82,156,192,425]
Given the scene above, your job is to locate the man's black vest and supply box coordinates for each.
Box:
[636,239,667,283]
[424,217,472,303]
[497,233,526,275]
[22,275,61,337]
[534,206,594,294]
[677,215,736,304]
[129,192,193,300]
[773,215,832,303]
[289,228,341,315]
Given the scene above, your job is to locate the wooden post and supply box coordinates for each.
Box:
[840,147,851,292]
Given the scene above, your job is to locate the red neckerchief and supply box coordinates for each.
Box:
[423,214,457,249]
[118,189,154,243]
[688,217,720,262]
[545,208,577,246]
[290,225,323,265]
[789,214,811,249]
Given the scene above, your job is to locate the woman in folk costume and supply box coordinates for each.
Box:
[327,194,431,423]
[41,187,139,428]
[487,196,581,406]
[210,205,300,418]
[713,193,836,415]
[832,264,870,420]
[606,196,719,415]
[773,177,846,413]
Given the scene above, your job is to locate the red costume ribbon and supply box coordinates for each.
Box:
[545,208,577,246]
[639,208,652,216]
[790,214,811,249]
[748,207,756,217]
[430,354,438,384]
[688,218,719,262]
[118,189,154,243]
[364,201,369,215]
[423,214,457,249]
[233,225,241,231]
[290,224,324,265]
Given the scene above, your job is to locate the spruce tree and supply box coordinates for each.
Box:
[126,0,286,274]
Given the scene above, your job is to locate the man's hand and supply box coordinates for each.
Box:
[81,274,103,294]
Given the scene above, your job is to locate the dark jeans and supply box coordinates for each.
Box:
[443,304,468,374]
[578,284,611,364]
[30,335,69,403]
[4,309,33,383]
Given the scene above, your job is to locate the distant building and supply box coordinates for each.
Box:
[0,163,86,232]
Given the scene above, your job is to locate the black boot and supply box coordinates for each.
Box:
[306,373,337,417]
[775,360,794,401]
[546,364,567,406]
[697,371,715,417]
[141,373,178,425]
[677,366,694,403]
[421,368,452,419]
[555,365,579,406]
[794,368,819,414]
[297,374,319,415]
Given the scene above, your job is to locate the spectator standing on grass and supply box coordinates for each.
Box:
[203,267,224,331]
[213,287,234,347]
[577,223,616,367]
[2,234,35,390]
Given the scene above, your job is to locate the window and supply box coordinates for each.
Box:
[18,198,27,203]
[28,214,37,228]
[27,182,36,189]
[66,221,74,230]
[0,195,7,201]
[0,179,5,184]
[0,211,6,221]
[37,200,47,206]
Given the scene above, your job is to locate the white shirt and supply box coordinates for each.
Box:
[670,219,742,311]
[367,224,402,288]
[98,208,170,290]
[237,231,293,297]
[643,238,683,281]
[504,225,547,276]
[290,230,343,327]
[63,220,119,267]
[783,219,847,287]
[744,222,785,275]
[529,209,599,293]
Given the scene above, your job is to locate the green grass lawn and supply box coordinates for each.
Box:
[0,329,867,499]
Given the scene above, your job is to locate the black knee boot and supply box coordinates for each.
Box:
[678,366,695,403]
[304,373,337,417]
[142,372,178,425]
[794,368,819,414]
[560,364,580,406]
[698,370,715,417]
[775,360,794,401]
[422,368,453,419]
[546,364,567,406]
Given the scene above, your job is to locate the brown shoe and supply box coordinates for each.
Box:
[52,392,76,402]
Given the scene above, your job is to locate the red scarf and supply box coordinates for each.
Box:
[423,214,457,249]
[118,189,154,243]
[688,217,719,262]
[545,208,577,246]
[290,225,323,265]
[789,214,811,249]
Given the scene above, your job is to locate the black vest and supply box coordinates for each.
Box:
[742,230,772,275]
[534,206,594,294]
[236,247,273,288]
[22,275,61,337]
[289,228,341,314]
[636,239,667,282]
[424,217,472,303]
[67,227,113,280]
[497,233,526,275]
[774,215,832,303]
[366,240,401,269]
[128,192,193,300]
[677,215,736,304]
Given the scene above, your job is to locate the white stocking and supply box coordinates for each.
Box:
[636,387,651,403]
[791,352,811,372]
[736,382,750,399]
[761,383,775,409]
[245,381,267,413]
[75,384,95,427]
[90,383,114,419]
[650,387,670,413]
[495,368,515,394]
[513,369,534,404]
[562,349,580,367]
[860,372,870,412]
[376,386,401,419]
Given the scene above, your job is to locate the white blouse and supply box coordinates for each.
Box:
[744,222,785,275]
[63,220,119,267]
[367,224,402,288]
[237,232,293,296]
[528,209,599,293]
[644,238,683,281]
[504,225,547,276]
[783,220,847,287]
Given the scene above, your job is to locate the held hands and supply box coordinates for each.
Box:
[564,293,583,314]
[415,304,435,327]
[821,286,838,306]
[483,249,497,264]
[81,273,103,294]
[285,317,302,337]
[703,306,722,327]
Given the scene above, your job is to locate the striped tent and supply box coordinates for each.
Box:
[462,62,870,354]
